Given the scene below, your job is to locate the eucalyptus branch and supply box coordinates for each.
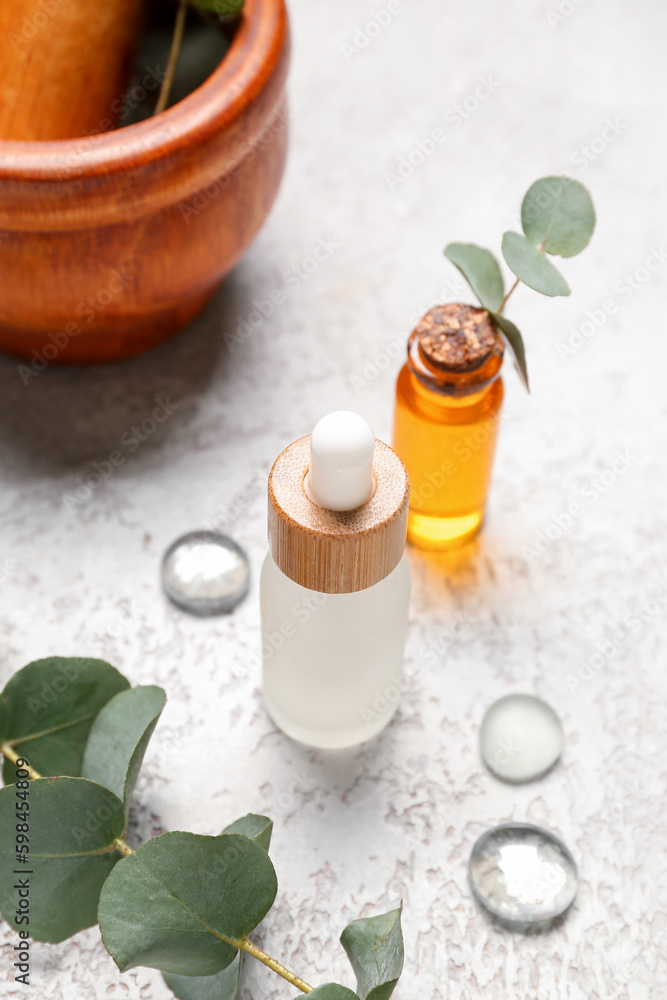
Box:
[443,176,596,392]
[0,658,405,1000]
[0,742,312,990]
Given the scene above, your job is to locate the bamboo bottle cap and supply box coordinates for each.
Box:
[267,431,410,595]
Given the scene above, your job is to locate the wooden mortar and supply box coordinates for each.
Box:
[0,0,289,364]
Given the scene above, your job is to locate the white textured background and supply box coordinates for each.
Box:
[2,0,667,996]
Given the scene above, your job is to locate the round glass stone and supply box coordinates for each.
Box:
[161,531,250,616]
[469,822,578,927]
[480,693,564,783]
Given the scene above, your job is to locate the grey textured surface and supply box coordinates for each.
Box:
[1,0,666,996]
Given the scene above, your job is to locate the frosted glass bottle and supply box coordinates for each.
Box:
[260,412,411,749]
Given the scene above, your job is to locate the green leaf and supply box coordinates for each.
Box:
[501,231,570,297]
[0,777,124,942]
[222,814,273,853]
[189,0,244,15]
[164,953,242,1000]
[521,176,595,257]
[295,988,360,1000]
[1,658,130,784]
[82,686,166,822]
[490,312,530,392]
[99,832,278,976]
[444,242,504,311]
[340,907,404,1000]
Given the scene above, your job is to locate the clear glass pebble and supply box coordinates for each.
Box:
[469,822,578,927]
[480,693,564,783]
[161,531,250,616]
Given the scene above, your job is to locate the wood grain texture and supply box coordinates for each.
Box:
[268,435,410,594]
[0,0,290,363]
[0,0,146,141]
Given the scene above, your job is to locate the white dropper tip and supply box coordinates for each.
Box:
[305,411,376,511]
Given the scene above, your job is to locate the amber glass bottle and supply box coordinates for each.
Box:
[392,303,504,550]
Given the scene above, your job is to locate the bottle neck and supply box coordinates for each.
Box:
[406,327,504,406]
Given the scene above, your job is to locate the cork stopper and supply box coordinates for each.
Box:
[267,431,409,595]
[414,303,502,373]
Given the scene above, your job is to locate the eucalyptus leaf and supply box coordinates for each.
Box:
[490,312,530,391]
[82,685,166,822]
[222,814,273,853]
[444,242,504,311]
[164,953,242,1000]
[521,176,595,257]
[340,907,404,1000]
[295,987,360,999]
[189,0,244,15]
[0,777,124,942]
[501,231,570,297]
[1,657,130,784]
[99,832,278,976]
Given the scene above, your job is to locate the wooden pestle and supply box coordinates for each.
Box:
[0,0,147,141]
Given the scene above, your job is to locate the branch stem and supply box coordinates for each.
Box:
[234,937,314,993]
[154,0,188,115]
[498,277,519,313]
[112,837,134,857]
[1,742,40,780]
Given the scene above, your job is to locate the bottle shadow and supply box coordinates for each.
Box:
[405,524,532,604]
[266,711,413,796]
[407,534,492,602]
